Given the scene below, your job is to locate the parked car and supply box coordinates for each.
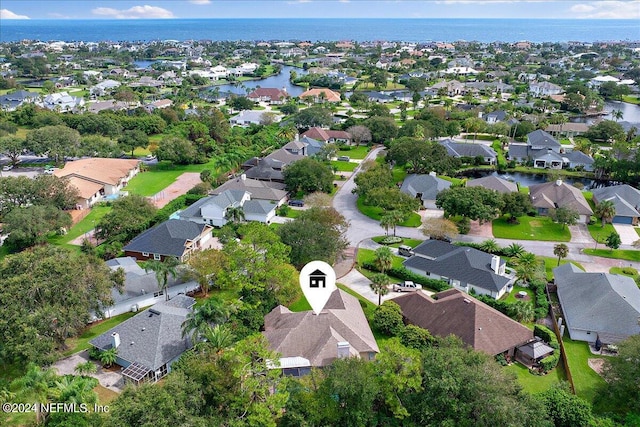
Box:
[398,245,414,257]
[145,154,156,160]
[43,167,58,175]
[392,281,422,292]
[2,164,13,171]
[288,199,304,207]
[337,155,350,161]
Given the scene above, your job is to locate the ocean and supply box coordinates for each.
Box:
[1,18,639,43]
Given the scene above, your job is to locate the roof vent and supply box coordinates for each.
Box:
[463,298,471,304]
[130,341,135,345]
[149,309,161,316]
[141,327,146,331]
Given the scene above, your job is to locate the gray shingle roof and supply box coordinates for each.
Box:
[553,263,640,342]
[527,129,561,150]
[405,241,510,293]
[466,176,518,194]
[123,219,208,257]
[439,139,497,159]
[212,177,287,202]
[106,257,161,303]
[400,174,451,201]
[243,199,276,215]
[564,150,594,165]
[592,185,640,218]
[89,295,195,371]
[529,180,593,215]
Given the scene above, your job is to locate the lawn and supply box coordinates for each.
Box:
[63,311,138,356]
[337,145,370,159]
[583,248,640,262]
[356,196,422,227]
[133,146,152,157]
[587,223,616,244]
[357,248,406,270]
[609,266,640,285]
[636,227,640,238]
[562,337,607,405]
[505,360,566,395]
[371,236,423,248]
[125,169,185,196]
[48,205,112,245]
[330,160,358,172]
[289,294,312,312]
[492,215,571,242]
[501,284,534,304]
[392,166,407,184]
[541,257,584,281]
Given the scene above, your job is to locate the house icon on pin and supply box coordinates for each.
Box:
[309,269,327,288]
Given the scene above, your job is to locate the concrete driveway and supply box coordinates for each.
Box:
[613,224,640,245]
[52,350,124,393]
[338,267,433,306]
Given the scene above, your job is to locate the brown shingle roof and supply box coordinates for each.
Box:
[394,290,533,355]
[529,180,593,215]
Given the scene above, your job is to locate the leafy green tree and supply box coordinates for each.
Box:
[508,300,535,322]
[400,324,435,351]
[0,135,26,165]
[227,95,255,111]
[181,296,237,341]
[3,205,72,251]
[283,157,334,194]
[293,106,333,129]
[381,210,406,237]
[365,186,421,213]
[373,300,404,336]
[0,245,123,364]
[74,361,97,377]
[196,323,236,353]
[10,363,58,423]
[52,375,98,405]
[553,243,569,266]
[154,136,200,165]
[550,207,579,229]
[364,116,398,145]
[95,194,157,243]
[353,161,394,198]
[502,191,533,222]
[436,187,504,224]
[25,125,82,163]
[605,231,621,250]
[184,249,229,296]
[594,200,616,227]
[118,129,149,157]
[224,205,245,224]
[584,120,625,143]
[346,125,372,145]
[539,383,594,427]
[277,207,348,268]
[514,251,543,285]
[598,335,640,415]
[370,273,390,306]
[143,257,180,301]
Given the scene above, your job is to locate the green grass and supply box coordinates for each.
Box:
[541,257,584,281]
[501,285,534,304]
[392,166,407,184]
[48,205,112,245]
[622,95,640,105]
[337,283,377,319]
[562,337,607,405]
[289,294,312,312]
[356,196,422,227]
[636,227,640,238]
[505,361,566,395]
[337,145,370,159]
[583,248,640,262]
[587,223,615,243]
[492,215,571,242]
[371,236,423,248]
[330,160,358,172]
[63,311,138,356]
[133,146,152,157]
[357,248,406,270]
[609,266,640,286]
[125,169,185,196]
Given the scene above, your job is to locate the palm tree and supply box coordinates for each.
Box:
[373,246,393,274]
[370,273,390,306]
[98,348,118,368]
[504,243,525,258]
[381,210,406,237]
[277,125,297,143]
[612,109,624,122]
[11,363,58,423]
[514,252,541,285]
[594,200,616,228]
[181,297,236,340]
[143,257,181,301]
[479,239,500,254]
[379,214,393,235]
[52,376,98,406]
[74,361,97,377]
[225,206,245,224]
[509,301,534,323]
[198,324,236,353]
[553,243,569,266]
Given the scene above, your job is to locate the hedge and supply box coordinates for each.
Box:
[152,193,205,225]
[361,262,450,292]
[534,324,559,349]
[539,352,560,373]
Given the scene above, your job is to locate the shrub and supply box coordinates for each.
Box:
[495,353,508,366]
[534,324,559,349]
[455,217,471,234]
[400,324,435,351]
[380,236,403,245]
[277,205,290,217]
[538,352,560,373]
[372,301,404,336]
[622,267,637,275]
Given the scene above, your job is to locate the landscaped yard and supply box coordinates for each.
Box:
[48,205,112,246]
[372,236,423,248]
[357,248,406,270]
[357,196,422,227]
[540,257,584,281]
[330,160,358,172]
[562,337,607,405]
[492,216,571,242]
[125,169,186,196]
[610,266,640,285]
[587,222,616,244]
[501,285,534,304]
[63,311,138,357]
[505,360,566,395]
[583,248,640,262]
[337,145,371,159]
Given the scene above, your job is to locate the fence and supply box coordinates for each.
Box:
[546,284,576,394]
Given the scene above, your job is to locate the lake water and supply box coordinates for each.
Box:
[207,65,308,97]
[460,170,612,190]
[603,101,640,125]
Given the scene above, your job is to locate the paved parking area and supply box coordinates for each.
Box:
[613,224,640,245]
[52,351,124,393]
[149,172,201,208]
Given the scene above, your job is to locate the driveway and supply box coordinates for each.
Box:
[338,267,433,305]
[569,224,594,245]
[613,224,640,245]
[52,351,124,393]
[149,172,201,208]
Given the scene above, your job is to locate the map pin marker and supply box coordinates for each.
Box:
[300,260,337,315]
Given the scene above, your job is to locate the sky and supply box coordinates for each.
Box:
[0,0,639,20]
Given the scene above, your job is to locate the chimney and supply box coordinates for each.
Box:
[490,255,500,274]
[337,341,350,359]
[295,133,299,141]
[241,173,246,181]
[111,332,120,349]
[555,179,562,186]
[429,171,437,177]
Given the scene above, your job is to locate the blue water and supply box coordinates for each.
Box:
[2,19,638,43]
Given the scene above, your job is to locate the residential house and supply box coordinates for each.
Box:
[529,81,563,97]
[263,289,379,376]
[400,173,451,209]
[483,110,508,124]
[89,79,121,97]
[212,175,288,205]
[529,180,593,224]
[298,88,341,103]
[102,257,200,318]
[553,263,640,345]
[229,110,282,127]
[438,139,497,165]
[403,240,516,299]
[89,295,196,385]
[544,122,590,139]
[394,289,532,357]
[509,130,564,169]
[300,127,352,145]
[178,189,276,227]
[144,99,173,112]
[592,184,640,225]
[0,90,39,111]
[247,88,289,105]
[41,91,85,112]
[123,219,214,262]
[466,175,518,194]
[54,158,140,209]
[431,80,466,97]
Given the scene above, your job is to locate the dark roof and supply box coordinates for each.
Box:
[438,139,497,159]
[592,184,640,218]
[394,290,533,355]
[466,176,518,193]
[89,295,195,371]
[518,339,554,359]
[527,129,561,150]
[123,219,208,257]
[400,174,451,201]
[564,150,594,165]
[529,180,593,215]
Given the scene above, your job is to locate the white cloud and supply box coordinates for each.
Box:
[189,0,211,4]
[570,1,640,19]
[0,9,30,19]
[92,5,174,19]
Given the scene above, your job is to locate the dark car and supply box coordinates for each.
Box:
[288,199,304,207]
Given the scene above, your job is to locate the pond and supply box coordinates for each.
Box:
[207,65,308,97]
[458,170,615,190]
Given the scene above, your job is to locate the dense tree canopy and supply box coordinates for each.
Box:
[95,194,157,243]
[25,125,82,162]
[436,186,504,223]
[3,205,72,251]
[0,175,79,219]
[283,157,334,194]
[387,137,461,175]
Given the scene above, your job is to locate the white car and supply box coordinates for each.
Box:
[392,281,423,292]
[2,164,13,171]
[43,168,58,175]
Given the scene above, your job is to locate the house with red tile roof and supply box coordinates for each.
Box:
[299,88,341,103]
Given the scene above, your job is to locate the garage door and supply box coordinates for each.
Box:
[612,216,634,224]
